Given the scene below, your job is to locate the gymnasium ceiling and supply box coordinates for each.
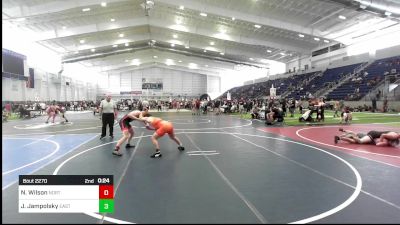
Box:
[3,0,400,75]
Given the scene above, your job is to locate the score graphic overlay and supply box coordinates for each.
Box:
[19,175,114,213]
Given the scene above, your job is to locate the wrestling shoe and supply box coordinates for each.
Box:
[334,136,340,144]
[178,146,185,151]
[150,151,162,158]
[125,144,135,149]
[339,128,344,132]
[112,150,122,156]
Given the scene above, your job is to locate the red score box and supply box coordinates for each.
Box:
[99,185,114,199]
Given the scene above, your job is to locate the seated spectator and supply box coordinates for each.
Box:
[250,106,260,119]
[265,106,284,125]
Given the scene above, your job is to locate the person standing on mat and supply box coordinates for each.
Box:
[45,103,57,123]
[138,116,185,158]
[112,107,150,156]
[100,95,117,140]
[56,105,68,123]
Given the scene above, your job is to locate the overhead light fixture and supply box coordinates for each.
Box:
[280,52,286,55]
[153,55,158,58]
[178,60,182,62]
[151,39,156,43]
[80,39,85,44]
[205,65,209,67]
[210,41,215,45]
[267,50,272,53]
[324,40,330,43]
[125,43,129,46]
[132,59,140,66]
[91,48,96,52]
[314,37,320,41]
[74,51,79,54]
[298,34,304,38]
[254,24,261,28]
[62,26,67,29]
[16,18,26,22]
[125,59,129,62]
[220,52,225,55]
[179,5,184,10]
[113,44,118,47]
[203,49,207,52]
[200,12,207,17]
[338,15,346,20]
[385,11,392,16]
[359,4,367,9]
[173,34,178,38]
[110,18,115,22]
[171,43,175,47]
[249,57,254,60]
[101,2,107,7]
[82,8,91,12]
[119,33,124,38]
[232,17,235,21]
[185,46,189,49]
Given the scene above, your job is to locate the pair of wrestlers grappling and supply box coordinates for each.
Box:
[113,107,184,158]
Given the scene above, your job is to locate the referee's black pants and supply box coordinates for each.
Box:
[101,113,114,137]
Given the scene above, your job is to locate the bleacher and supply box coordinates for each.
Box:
[288,63,363,99]
[221,71,319,100]
[327,56,400,100]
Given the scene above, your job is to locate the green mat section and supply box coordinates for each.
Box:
[230,110,400,126]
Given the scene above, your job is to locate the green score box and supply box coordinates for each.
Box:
[99,199,114,213]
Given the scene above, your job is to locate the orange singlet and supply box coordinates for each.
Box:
[150,117,174,137]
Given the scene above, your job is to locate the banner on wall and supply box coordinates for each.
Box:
[142,78,163,90]
[120,91,142,95]
[26,68,35,88]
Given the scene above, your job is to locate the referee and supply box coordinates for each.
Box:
[100,95,117,139]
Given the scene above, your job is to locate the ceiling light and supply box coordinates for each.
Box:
[125,59,129,62]
[254,24,261,28]
[79,39,85,44]
[185,46,189,49]
[151,39,156,43]
[125,43,129,46]
[249,57,254,60]
[267,50,272,53]
[314,37,320,41]
[91,48,96,52]
[385,11,392,16]
[210,41,215,45]
[113,44,118,47]
[324,40,330,43]
[74,51,79,54]
[220,52,225,55]
[205,65,209,67]
[280,52,286,55]
[101,2,107,7]
[171,43,175,47]
[62,26,67,29]
[178,60,182,62]
[82,8,91,12]
[232,17,235,21]
[119,33,124,38]
[298,34,304,38]
[200,13,207,17]
[203,49,207,52]
[338,15,346,20]
[16,18,26,22]
[359,4,367,9]
[173,34,178,38]
[179,5,184,10]
[110,18,115,22]
[153,55,158,58]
